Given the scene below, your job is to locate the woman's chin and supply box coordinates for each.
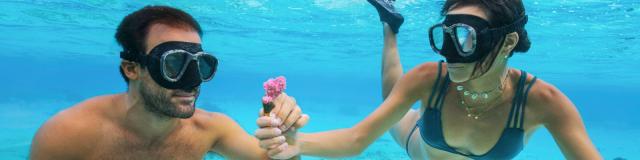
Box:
[449,74,470,83]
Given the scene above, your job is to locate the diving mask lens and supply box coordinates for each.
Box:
[454,25,476,54]
[430,25,445,52]
[197,53,218,81]
[161,50,218,82]
[429,24,478,57]
[163,50,189,80]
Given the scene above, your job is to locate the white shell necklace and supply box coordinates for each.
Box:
[455,73,509,119]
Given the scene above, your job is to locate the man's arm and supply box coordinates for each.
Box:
[209,113,272,160]
[30,109,94,160]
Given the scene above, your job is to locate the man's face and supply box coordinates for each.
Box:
[138,23,202,118]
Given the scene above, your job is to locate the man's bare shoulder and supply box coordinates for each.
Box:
[37,94,119,136]
[53,94,121,125]
[189,109,238,132]
[29,94,121,159]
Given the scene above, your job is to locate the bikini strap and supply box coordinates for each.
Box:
[405,124,419,156]
[426,60,445,109]
[506,70,537,129]
[434,75,451,110]
[519,76,537,128]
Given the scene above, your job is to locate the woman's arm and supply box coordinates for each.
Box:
[381,23,403,99]
[296,64,437,157]
[537,82,601,159]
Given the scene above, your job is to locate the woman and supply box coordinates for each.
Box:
[256,0,601,159]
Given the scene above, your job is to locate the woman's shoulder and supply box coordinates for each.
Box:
[405,61,447,85]
[508,68,555,96]
[396,62,447,95]
[513,69,575,124]
[514,69,564,106]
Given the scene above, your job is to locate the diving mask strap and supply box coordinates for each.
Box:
[120,50,140,62]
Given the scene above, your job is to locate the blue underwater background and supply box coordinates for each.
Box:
[0,0,639,159]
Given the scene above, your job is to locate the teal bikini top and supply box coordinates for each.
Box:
[406,61,537,160]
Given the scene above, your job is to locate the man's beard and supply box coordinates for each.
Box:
[139,81,198,119]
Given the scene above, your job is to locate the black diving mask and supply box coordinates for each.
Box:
[120,41,218,89]
[429,14,528,63]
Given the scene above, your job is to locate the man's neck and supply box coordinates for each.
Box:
[122,92,180,142]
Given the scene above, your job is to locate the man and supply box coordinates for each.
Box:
[29,5,307,160]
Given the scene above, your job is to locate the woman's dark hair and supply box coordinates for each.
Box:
[442,0,531,53]
[115,5,203,84]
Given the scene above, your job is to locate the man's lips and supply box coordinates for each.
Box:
[173,91,195,97]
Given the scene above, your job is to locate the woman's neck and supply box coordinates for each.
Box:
[456,64,510,107]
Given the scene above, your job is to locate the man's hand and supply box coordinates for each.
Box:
[255,93,309,159]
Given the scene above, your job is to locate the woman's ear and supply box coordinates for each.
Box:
[121,60,140,81]
[501,32,520,56]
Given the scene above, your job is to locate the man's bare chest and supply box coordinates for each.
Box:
[87,129,214,160]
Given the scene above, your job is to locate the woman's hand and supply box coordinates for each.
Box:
[255,93,309,159]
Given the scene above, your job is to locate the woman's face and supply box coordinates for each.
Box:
[444,4,492,83]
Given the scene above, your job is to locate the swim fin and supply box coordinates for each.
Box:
[367,0,404,34]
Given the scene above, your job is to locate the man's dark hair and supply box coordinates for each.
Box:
[116,5,203,84]
[442,0,530,53]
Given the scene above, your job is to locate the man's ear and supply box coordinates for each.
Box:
[121,60,141,81]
